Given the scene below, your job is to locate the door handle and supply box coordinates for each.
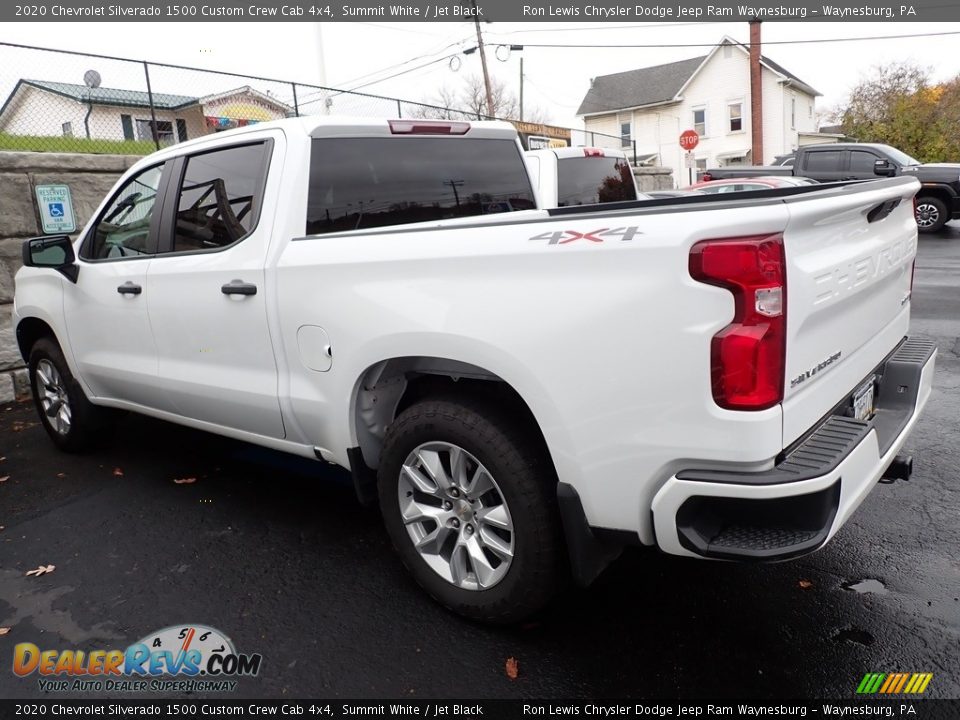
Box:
[117,281,142,295]
[221,279,258,296]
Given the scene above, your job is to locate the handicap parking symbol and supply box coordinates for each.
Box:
[48,202,64,218]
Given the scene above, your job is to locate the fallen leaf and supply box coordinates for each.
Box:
[56,473,66,478]
[173,477,197,485]
[799,579,813,589]
[0,456,6,461]
[0,628,9,636]
[112,468,124,477]
[0,476,9,483]
[25,564,55,577]
[505,657,519,680]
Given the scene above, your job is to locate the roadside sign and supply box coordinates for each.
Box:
[527,135,552,150]
[684,151,696,169]
[35,184,76,234]
[679,129,700,151]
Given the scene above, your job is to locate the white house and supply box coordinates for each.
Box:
[0,80,293,146]
[577,38,830,186]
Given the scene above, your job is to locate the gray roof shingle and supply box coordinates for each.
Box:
[576,44,819,116]
[576,56,706,116]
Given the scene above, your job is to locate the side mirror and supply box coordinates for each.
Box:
[874,159,896,177]
[21,235,79,282]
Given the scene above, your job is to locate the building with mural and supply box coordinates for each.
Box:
[0,80,293,145]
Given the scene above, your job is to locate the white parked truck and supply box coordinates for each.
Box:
[14,117,936,623]
[524,146,647,208]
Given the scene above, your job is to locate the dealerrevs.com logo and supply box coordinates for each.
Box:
[13,624,262,693]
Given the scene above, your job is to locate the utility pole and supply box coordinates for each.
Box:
[519,56,524,121]
[444,179,465,207]
[471,0,495,118]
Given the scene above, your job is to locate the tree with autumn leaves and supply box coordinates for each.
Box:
[837,62,960,162]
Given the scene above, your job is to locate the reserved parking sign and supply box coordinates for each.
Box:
[35,184,76,234]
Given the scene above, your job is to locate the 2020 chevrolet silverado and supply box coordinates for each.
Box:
[702,143,960,233]
[14,117,936,622]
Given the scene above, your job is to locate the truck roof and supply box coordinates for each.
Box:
[130,116,522,172]
[800,142,894,152]
[526,146,629,160]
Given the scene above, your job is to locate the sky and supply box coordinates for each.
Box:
[4,21,959,130]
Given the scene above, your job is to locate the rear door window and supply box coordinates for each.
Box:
[170,142,269,253]
[556,156,638,207]
[306,137,535,235]
[801,150,845,181]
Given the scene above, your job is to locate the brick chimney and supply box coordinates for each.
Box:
[749,20,763,164]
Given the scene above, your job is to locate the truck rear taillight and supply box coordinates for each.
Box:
[689,234,786,411]
[388,120,470,135]
[701,172,713,182]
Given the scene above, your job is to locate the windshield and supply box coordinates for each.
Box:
[879,145,921,167]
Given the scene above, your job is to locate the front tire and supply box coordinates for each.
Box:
[28,337,111,453]
[378,397,564,623]
[915,196,948,233]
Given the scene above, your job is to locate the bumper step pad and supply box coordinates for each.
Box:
[672,336,936,561]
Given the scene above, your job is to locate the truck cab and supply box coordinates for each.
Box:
[524,146,646,209]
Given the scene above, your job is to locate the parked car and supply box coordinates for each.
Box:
[690,176,818,194]
[14,117,935,623]
[646,189,706,198]
[525,146,647,208]
[773,153,796,166]
[702,143,960,232]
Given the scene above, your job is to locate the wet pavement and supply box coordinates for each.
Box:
[1,224,958,700]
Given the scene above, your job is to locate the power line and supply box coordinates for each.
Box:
[334,34,471,92]
[340,54,459,93]
[522,77,578,109]
[509,30,960,49]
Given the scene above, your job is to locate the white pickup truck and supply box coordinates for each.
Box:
[14,117,936,623]
[524,146,647,208]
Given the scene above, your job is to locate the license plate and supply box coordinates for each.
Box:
[852,377,876,421]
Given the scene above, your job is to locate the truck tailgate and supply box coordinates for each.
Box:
[780,177,920,446]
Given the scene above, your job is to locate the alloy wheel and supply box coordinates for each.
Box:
[34,358,72,436]
[398,442,515,591]
[915,202,940,229]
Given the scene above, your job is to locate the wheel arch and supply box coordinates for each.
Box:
[16,316,58,364]
[915,186,953,204]
[350,356,555,475]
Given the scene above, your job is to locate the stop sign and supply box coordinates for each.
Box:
[679,129,700,151]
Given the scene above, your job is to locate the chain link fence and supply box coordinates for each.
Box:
[0,41,636,161]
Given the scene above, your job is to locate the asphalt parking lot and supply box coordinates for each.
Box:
[1,224,958,700]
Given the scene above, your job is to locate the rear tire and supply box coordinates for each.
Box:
[28,337,112,453]
[915,196,948,233]
[378,397,564,624]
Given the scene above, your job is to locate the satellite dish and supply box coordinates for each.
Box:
[83,70,101,89]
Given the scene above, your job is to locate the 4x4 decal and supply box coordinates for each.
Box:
[528,226,643,244]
